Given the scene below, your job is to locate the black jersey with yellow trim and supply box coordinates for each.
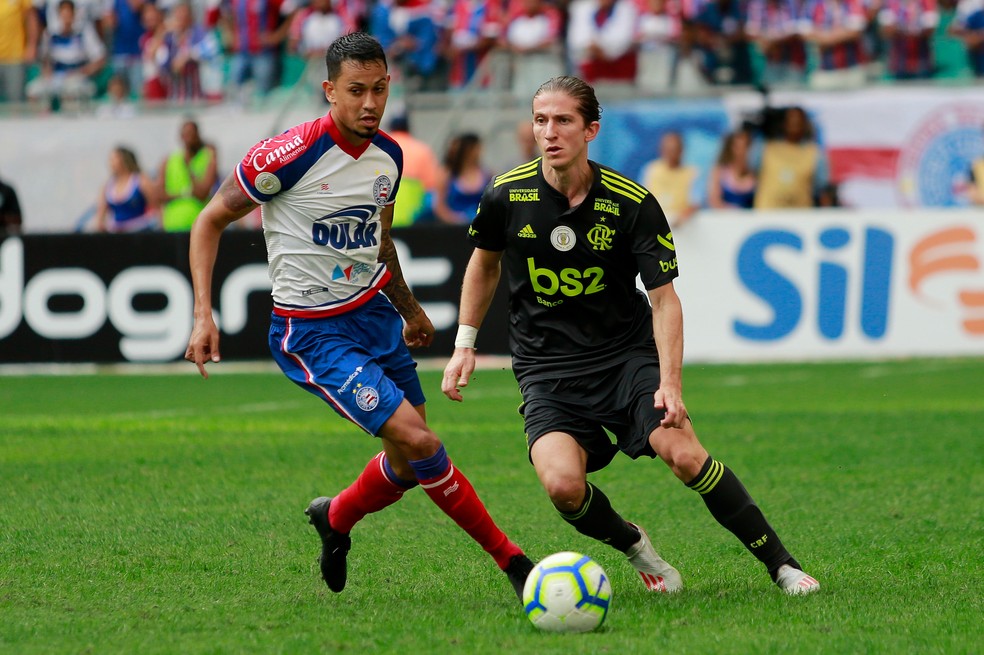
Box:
[469,159,678,382]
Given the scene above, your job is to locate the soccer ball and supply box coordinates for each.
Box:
[522,552,612,633]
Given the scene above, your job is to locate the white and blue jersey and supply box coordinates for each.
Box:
[237,111,403,318]
[239,111,423,436]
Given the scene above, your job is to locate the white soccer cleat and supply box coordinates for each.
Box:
[775,564,820,595]
[625,523,683,593]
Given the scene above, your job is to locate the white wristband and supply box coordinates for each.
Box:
[454,324,478,349]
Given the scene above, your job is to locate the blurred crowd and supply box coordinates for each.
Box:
[2,0,984,111]
[0,117,221,234]
[2,102,983,235]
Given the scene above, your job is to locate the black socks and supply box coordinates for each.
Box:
[687,456,793,573]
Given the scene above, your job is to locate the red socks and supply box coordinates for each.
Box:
[328,446,523,571]
[328,452,416,534]
[411,446,523,570]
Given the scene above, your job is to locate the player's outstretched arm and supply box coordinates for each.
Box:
[442,248,502,402]
[376,204,435,348]
[648,282,688,428]
[185,173,257,378]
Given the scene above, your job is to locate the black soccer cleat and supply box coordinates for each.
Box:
[304,496,351,592]
[504,554,535,601]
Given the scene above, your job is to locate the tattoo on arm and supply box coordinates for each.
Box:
[218,174,257,215]
[378,223,422,320]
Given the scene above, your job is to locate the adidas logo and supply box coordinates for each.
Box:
[518,224,537,238]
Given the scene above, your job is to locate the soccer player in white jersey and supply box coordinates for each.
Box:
[185,32,534,600]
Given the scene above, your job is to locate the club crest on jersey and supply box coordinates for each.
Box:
[373,175,392,206]
[255,172,281,195]
[550,226,576,252]
[587,223,615,250]
[355,385,380,411]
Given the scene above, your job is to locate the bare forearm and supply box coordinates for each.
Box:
[651,290,684,390]
[189,211,226,318]
[378,227,422,320]
[458,256,500,328]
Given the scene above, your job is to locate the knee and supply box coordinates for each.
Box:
[540,474,587,513]
[668,451,707,483]
[392,426,443,462]
[656,437,707,483]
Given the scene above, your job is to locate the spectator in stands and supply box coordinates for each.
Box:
[388,113,441,226]
[370,0,445,91]
[103,0,146,96]
[158,119,218,231]
[0,0,39,103]
[878,0,939,79]
[567,0,640,83]
[707,128,757,209]
[641,130,701,226]
[635,0,682,93]
[36,0,103,33]
[164,2,221,102]
[693,0,754,84]
[501,0,564,100]
[753,106,833,209]
[745,0,808,86]
[96,72,138,117]
[0,172,23,235]
[673,16,715,91]
[801,0,869,89]
[860,0,887,77]
[26,0,107,111]
[139,1,168,102]
[94,146,159,232]
[290,0,353,99]
[447,0,505,89]
[950,0,984,76]
[290,0,353,61]
[433,132,492,225]
[211,0,296,101]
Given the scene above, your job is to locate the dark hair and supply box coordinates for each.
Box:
[443,133,482,177]
[716,129,750,166]
[114,146,140,174]
[532,76,602,125]
[783,106,815,141]
[325,32,387,81]
[389,114,409,132]
[57,0,75,11]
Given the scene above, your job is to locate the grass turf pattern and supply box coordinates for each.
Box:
[0,359,981,654]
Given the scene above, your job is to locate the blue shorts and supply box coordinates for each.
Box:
[269,294,425,436]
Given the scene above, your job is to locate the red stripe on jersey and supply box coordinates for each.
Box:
[325,112,372,160]
[272,269,392,318]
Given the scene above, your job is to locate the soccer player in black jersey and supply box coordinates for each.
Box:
[442,76,819,595]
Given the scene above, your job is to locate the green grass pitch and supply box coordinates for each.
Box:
[1,358,981,654]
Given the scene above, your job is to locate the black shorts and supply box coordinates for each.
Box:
[519,356,669,473]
